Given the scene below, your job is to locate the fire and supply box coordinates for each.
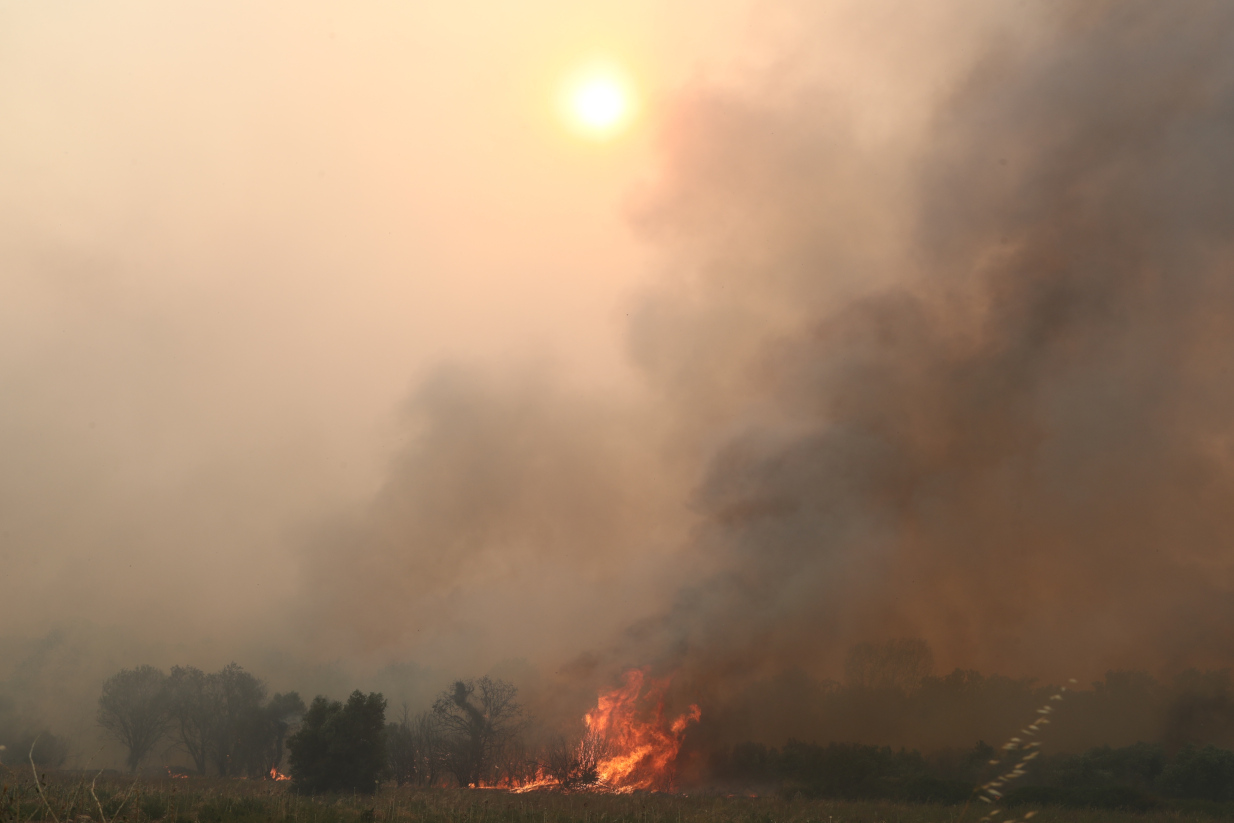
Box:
[585,669,700,792]
[270,766,291,781]
[499,668,699,793]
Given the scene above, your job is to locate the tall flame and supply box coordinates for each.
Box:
[483,668,699,793]
[584,669,700,792]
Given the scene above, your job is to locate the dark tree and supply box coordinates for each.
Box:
[387,708,425,786]
[97,665,172,772]
[209,663,267,776]
[287,691,387,794]
[265,691,308,776]
[167,662,269,776]
[432,677,522,787]
[167,665,218,775]
[387,708,443,787]
[234,691,306,778]
[386,720,417,786]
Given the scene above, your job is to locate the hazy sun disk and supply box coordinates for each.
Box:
[563,67,635,137]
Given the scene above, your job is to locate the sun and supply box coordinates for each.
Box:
[560,63,636,138]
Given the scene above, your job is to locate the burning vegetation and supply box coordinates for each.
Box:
[578,669,701,792]
[390,670,700,793]
[504,669,701,793]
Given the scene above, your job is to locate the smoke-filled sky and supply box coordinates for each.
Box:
[5,0,1234,759]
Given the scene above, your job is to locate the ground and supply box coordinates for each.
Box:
[3,775,1231,823]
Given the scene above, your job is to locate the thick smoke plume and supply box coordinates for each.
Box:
[666,0,1234,682]
[308,0,1234,706]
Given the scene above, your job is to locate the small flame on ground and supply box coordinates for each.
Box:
[270,766,291,781]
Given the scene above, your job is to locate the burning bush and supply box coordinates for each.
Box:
[541,729,612,789]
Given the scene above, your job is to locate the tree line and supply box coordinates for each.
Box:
[92,642,1234,799]
[696,639,1234,756]
[96,666,602,795]
[97,663,304,776]
[298,676,535,793]
[95,666,534,794]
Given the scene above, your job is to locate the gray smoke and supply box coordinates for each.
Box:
[627,0,1234,692]
[304,0,1234,696]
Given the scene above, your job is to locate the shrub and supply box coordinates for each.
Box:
[1158,744,1234,802]
[287,691,387,794]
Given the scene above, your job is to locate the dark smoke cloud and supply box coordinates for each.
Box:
[631,0,1234,692]
[305,0,1234,707]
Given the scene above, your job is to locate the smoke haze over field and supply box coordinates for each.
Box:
[5,0,1234,765]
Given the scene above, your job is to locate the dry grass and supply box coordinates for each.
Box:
[2,774,1231,823]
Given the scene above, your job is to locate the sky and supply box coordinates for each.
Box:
[5,0,1234,766]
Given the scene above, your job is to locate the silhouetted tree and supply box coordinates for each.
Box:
[287,691,386,794]
[167,665,218,775]
[266,691,307,776]
[209,663,267,776]
[432,677,522,787]
[166,662,270,776]
[97,665,172,772]
[387,707,442,786]
[234,691,306,778]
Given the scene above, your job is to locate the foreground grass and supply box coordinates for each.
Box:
[2,774,1231,823]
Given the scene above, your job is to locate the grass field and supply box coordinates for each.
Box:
[2,774,1231,823]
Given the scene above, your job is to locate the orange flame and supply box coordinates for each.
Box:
[585,669,700,792]
[479,668,699,793]
[506,774,558,792]
[270,766,291,781]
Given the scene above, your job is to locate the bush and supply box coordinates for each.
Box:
[778,741,925,800]
[1158,744,1234,802]
[0,730,69,769]
[287,691,387,794]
